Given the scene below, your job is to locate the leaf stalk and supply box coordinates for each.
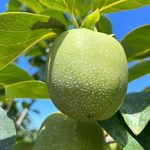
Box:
[70,13,79,28]
[99,0,128,12]
[63,0,79,28]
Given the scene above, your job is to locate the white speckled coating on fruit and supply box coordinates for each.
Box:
[46,28,128,121]
[35,113,105,150]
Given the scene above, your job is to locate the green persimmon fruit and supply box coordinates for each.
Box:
[14,142,34,150]
[35,113,105,150]
[46,28,128,121]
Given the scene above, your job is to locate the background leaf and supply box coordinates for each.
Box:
[0,63,33,85]
[7,0,22,12]
[92,0,150,14]
[129,60,150,82]
[0,108,16,150]
[74,0,92,19]
[120,92,150,135]
[25,46,46,57]
[96,15,112,34]
[121,25,150,61]
[99,115,144,150]
[6,81,50,98]
[41,9,70,27]
[0,12,60,70]
[18,0,44,14]
[144,87,150,92]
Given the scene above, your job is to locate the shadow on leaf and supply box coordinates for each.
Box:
[99,115,128,148]
[31,17,66,30]
[0,136,16,150]
[120,92,150,114]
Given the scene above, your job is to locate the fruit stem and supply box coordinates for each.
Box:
[70,13,79,28]
[63,0,79,28]
[98,0,128,12]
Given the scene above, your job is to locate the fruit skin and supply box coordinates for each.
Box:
[14,142,34,150]
[46,28,128,121]
[35,113,105,150]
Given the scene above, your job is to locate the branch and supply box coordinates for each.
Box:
[16,100,35,127]
[106,135,115,144]
[70,13,79,28]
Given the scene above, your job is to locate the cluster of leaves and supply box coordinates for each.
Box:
[0,0,150,150]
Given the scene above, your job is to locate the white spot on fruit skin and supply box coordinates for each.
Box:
[46,28,128,121]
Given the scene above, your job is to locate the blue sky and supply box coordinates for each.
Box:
[1,1,150,129]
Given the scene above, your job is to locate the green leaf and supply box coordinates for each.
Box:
[7,0,22,12]
[129,60,150,82]
[121,25,150,61]
[99,115,144,150]
[31,17,66,30]
[81,9,100,30]
[0,12,60,70]
[0,108,16,150]
[92,0,150,14]
[22,101,30,108]
[74,0,92,18]
[18,0,44,14]
[39,0,75,13]
[64,0,76,13]
[0,63,33,85]
[41,9,70,27]
[136,123,150,150]
[29,57,45,67]
[6,81,50,99]
[144,87,150,92]
[25,46,45,57]
[14,142,34,150]
[0,84,5,98]
[9,0,71,27]
[120,92,150,135]
[96,15,112,34]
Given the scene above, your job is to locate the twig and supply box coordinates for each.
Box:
[16,100,35,127]
[6,99,14,113]
[104,131,108,137]
[106,135,115,144]
[63,0,79,28]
